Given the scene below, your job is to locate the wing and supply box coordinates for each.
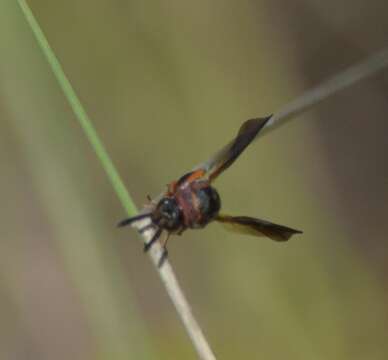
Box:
[140,116,271,205]
[193,116,272,182]
[216,214,302,242]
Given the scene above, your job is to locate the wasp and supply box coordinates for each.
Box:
[119,116,302,265]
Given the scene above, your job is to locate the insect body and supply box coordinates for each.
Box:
[160,170,221,230]
[119,116,302,265]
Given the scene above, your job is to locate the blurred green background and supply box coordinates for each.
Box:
[1,1,388,359]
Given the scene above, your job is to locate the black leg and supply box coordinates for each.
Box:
[157,232,171,267]
[117,213,151,227]
[144,228,162,252]
[139,223,155,234]
[158,248,168,268]
[177,228,185,236]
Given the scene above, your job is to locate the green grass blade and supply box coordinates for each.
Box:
[17,0,137,216]
[16,3,218,360]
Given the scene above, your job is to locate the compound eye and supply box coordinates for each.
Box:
[164,198,173,208]
[158,198,177,218]
[157,197,182,230]
[161,199,174,214]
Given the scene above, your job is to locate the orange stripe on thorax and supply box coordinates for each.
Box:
[184,169,206,184]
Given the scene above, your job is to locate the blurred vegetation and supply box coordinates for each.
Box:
[1,1,388,359]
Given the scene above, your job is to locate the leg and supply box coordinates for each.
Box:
[143,194,154,210]
[139,223,155,234]
[158,232,171,267]
[144,228,162,252]
[177,228,185,236]
[117,213,151,227]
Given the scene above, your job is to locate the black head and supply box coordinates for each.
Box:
[152,197,183,231]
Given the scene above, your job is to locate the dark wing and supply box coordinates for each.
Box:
[216,214,302,242]
[193,116,272,182]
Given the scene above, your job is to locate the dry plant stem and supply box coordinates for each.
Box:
[264,47,388,134]
[134,218,216,360]
[17,1,388,358]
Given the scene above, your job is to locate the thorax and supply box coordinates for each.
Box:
[175,180,221,228]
